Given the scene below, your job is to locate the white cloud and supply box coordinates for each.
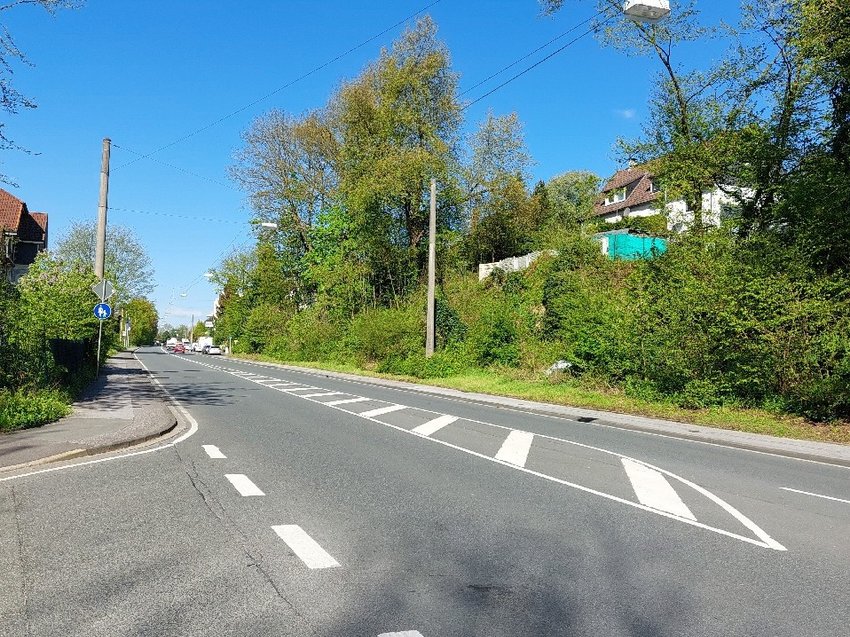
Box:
[614,108,637,119]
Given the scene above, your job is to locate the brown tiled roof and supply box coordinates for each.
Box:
[30,212,47,232]
[593,167,660,217]
[18,210,47,243]
[0,188,25,232]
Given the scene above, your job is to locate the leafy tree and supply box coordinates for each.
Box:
[463,112,536,264]
[125,298,158,346]
[332,16,462,300]
[53,222,154,305]
[546,170,600,229]
[230,109,338,256]
[0,1,80,184]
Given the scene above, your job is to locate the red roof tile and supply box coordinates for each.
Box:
[0,188,25,232]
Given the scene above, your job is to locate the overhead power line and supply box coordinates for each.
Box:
[463,13,617,111]
[460,13,599,97]
[110,206,247,225]
[115,0,444,171]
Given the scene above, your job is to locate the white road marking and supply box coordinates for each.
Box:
[225,474,265,496]
[495,430,534,467]
[412,414,457,437]
[781,487,850,504]
[622,458,696,520]
[359,404,407,418]
[202,445,226,459]
[0,352,201,483]
[325,396,371,406]
[152,357,788,551]
[272,525,340,569]
[378,632,424,637]
[276,386,319,393]
[300,392,345,399]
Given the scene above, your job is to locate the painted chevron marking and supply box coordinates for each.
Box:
[622,458,696,520]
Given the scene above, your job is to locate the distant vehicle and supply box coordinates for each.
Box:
[173,343,185,354]
[165,337,178,351]
[196,336,214,353]
[207,345,221,355]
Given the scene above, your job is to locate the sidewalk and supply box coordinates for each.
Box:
[0,351,177,472]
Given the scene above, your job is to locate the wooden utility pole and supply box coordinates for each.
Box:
[95,138,111,279]
[426,178,436,358]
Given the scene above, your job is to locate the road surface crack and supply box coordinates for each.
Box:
[173,447,317,635]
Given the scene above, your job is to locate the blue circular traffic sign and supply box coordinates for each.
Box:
[94,302,112,320]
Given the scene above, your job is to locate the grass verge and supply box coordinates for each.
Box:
[234,353,850,445]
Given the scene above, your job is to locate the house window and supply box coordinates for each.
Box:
[605,186,627,206]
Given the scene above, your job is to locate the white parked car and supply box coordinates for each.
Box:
[207,345,222,355]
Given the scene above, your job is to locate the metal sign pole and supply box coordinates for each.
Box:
[95,286,105,378]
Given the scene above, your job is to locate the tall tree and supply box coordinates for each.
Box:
[125,297,158,346]
[53,222,154,305]
[230,109,338,257]
[546,170,600,229]
[332,16,462,300]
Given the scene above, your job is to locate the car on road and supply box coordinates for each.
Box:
[173,343,185,353]
[207,345,221,355]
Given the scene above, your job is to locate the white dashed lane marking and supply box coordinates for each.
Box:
[495,430,535,467]
[621,458,696,520]
[272,525,340,569]
[300,391,345,399]
[378,632,424,637]
[176,354,786,551]
[202,445,226,459]
[359,404,407,418]
[412,414,457,437]
[225,474,265,497]
[325,396,371,406]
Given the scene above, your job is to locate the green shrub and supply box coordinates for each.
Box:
[346,303,423,364]
[377,348,471,378]
[467,303,520,367]
[269,306,345,361]
[675,379,729,409]
[0,388,71,431]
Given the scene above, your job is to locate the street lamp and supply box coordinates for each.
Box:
[623,0,671,24]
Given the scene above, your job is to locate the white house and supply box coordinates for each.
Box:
[592,166,740,232]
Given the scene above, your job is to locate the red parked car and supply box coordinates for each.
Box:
[173,343,185,353]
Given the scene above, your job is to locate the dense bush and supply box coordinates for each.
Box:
[0,388,71,431]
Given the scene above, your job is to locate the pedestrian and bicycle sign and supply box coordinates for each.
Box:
[94,303,112,320]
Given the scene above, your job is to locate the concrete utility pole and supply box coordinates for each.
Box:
[95,138,111,280]
[426,178,436,358]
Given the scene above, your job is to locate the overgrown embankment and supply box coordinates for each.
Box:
[227,232,850,444]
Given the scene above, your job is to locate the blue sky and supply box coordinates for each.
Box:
[3,0,738,326]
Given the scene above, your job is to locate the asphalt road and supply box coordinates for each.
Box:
[1,346,848,636]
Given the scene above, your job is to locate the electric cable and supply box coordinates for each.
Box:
[463,13,618,110]
[114,0,444,171]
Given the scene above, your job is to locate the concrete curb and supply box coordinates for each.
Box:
[228,356,850,468]
[0,418,179,474]
[0,350,179,474]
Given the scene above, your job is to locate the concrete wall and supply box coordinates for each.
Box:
[478,251,556,281]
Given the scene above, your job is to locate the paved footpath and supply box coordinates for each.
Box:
[0,350,176,472]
